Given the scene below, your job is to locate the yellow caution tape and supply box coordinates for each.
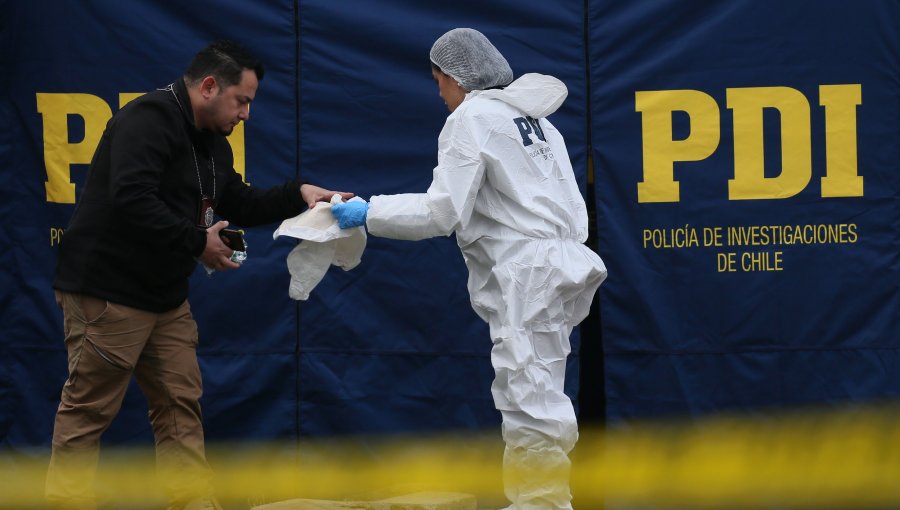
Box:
[1,403,897,509]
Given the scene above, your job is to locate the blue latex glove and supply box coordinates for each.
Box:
[331,201,368,229]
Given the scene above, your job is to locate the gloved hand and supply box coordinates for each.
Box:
[331,201,368,229]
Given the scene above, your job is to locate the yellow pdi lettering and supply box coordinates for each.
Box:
[635,90,720,203]
[727,86,812,200]
[820,84,863,197]
[634,85,863,203]
[37,93,112,204]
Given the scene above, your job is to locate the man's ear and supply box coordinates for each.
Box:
[199,76,218,99]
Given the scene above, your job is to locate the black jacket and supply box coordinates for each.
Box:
[54,78,306,312]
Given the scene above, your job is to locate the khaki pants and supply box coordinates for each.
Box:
[46,291,214,510]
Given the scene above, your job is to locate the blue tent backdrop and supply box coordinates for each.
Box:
[591,0,899,420]
[1,0,897,451]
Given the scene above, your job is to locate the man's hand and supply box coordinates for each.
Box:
[198,221,241,272]
[300,183,354,209]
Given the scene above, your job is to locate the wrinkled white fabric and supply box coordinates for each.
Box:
[367,73,607,510]
[273,195,366,300]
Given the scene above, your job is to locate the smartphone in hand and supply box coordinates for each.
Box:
[219,229,246,252]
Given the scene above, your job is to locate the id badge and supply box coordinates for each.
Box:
[197,196,216,228]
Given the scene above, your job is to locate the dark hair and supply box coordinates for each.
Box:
[184,40,264,87]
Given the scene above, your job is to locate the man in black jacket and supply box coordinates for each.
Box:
[47,40,350,510]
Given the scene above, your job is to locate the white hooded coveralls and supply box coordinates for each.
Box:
[367,73,607,510]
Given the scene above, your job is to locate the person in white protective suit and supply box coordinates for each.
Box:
[332,28,607,510]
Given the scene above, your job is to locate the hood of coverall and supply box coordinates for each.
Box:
[476,73,568,118]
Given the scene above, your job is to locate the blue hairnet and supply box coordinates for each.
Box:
[429,28,513,91]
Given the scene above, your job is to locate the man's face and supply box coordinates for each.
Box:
[432,68,465,113]
[204,68,257,136]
